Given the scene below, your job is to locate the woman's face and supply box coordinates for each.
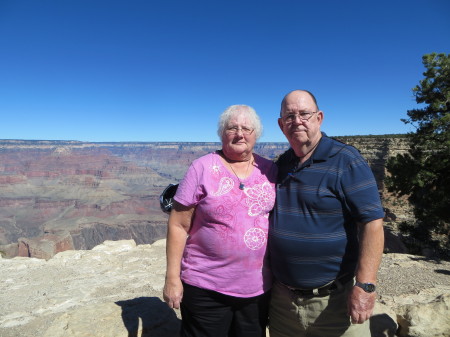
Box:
[221,113,256,159]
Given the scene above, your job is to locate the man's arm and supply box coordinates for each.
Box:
[163,201,195,309]
[347,218,384,324]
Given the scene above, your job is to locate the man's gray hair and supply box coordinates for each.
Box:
[217,105,263,139]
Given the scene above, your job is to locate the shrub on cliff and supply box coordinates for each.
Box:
[386,53,450,256]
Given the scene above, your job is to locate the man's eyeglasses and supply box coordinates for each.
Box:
[281,111,318,124]
[225,126,254,136]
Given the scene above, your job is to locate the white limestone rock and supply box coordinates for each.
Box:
[1,242,449,337]
[397,294,450,337]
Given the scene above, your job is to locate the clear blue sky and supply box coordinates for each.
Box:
[1,0,449,142]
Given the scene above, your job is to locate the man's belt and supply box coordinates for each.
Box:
[281,274,354,297]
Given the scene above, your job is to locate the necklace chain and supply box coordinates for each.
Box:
[225,155,252,190]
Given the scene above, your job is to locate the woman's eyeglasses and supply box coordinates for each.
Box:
[225,127,254,135]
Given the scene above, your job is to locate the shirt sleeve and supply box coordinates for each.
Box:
[174,158,205,207]
[341,150,384,224]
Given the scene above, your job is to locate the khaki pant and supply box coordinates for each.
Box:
[269,280,370,337]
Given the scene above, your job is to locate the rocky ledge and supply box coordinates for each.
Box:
[0,240,449,337]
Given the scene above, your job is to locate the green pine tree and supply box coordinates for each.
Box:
[386,53,450,256]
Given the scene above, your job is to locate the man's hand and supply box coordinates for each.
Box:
[347,285,376,324]
[163,277,184,309]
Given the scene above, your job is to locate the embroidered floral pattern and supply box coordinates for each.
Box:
[214,204,234,240]
[213,177,234,196]
[244,182,276,216]
[210,163,222,176]
[244,228,266,250]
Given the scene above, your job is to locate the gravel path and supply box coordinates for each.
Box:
[377,253,450,297]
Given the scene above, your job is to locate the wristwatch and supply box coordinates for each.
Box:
[355,281,376,293]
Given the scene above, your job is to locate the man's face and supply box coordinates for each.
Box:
[278,91,323,148]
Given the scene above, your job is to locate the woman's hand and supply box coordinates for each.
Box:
[163,277,184,309]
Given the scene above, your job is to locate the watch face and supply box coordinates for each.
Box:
[356,282,376,293]
[366,283,376,293]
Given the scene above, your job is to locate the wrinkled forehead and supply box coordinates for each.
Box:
[227,113,252,126]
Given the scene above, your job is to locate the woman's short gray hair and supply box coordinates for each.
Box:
[217,105,263,140]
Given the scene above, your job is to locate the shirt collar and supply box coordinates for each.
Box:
[286,132,332,164]
[311,132,333,161]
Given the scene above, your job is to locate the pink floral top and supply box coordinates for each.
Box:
[174,151,277,297]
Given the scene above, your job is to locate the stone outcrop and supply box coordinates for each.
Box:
[15,220,167,259]
[374,253,450,336]
[0,239,449,337]
[396,294,450,337]
[18,231,74,259]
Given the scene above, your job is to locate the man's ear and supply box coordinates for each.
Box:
[317,111,324,125]
[277,118,284,132]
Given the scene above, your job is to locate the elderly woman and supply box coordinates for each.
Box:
[163,105,277,337]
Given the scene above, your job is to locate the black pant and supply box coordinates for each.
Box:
[180,282,269,337]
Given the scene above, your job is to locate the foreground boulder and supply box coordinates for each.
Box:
[397,294,450,337]
[0,240,449,337]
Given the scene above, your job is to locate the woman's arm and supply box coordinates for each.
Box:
[163,201,195,309]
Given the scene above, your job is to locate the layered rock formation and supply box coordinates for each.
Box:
[0,137,411,259]
[0,239,448,337]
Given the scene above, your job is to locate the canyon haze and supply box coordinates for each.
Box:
[0,137,410,259]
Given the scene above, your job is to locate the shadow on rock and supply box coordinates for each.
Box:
[383,226,408,254]
[116,297,180,337]
[370,313,398,337]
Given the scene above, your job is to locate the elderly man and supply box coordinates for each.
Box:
[269,90,384,337]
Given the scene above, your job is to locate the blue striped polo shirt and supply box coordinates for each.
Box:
[269,133,384,289]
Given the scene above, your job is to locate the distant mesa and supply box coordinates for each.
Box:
[52,146,72,156]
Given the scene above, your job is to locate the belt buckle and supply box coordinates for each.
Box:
[288,282,334,297]
[285,275,352,298]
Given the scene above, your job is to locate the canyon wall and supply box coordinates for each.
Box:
[0,136,410,258]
